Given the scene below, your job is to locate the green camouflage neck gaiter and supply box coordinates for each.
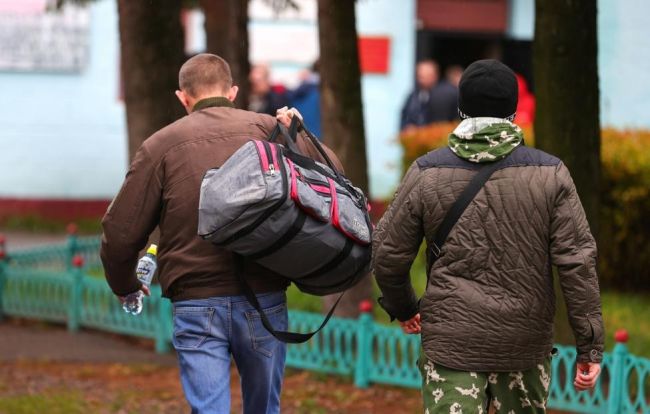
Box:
[448,117,524,163]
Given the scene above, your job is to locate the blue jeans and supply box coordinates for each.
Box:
[172,291,288,414]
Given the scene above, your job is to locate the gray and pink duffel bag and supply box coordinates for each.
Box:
[198,118,372,343]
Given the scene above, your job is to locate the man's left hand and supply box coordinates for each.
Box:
[399,313,421,334]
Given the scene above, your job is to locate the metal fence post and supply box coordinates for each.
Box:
[65,223,79,272]
[354,300,374,388]
[607,329,629,414]
[68,255,84,332]
[155,295,172,354]
[0,234,6,321]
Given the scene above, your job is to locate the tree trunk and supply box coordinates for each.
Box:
[533,0,600,237]
[318,0,372,318]
[117,0,186,161]
[200,0,250,110]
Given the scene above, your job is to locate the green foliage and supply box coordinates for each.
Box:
[286,284,323,313]
[599,129,650,290]
[600,291,650,357]
[0,216,102,234]
[399,123,650,291]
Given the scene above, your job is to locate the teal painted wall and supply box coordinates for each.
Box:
[1,0,647,202]
[0,0,127,199]
[508,0,650,128]
[356,0,415,199]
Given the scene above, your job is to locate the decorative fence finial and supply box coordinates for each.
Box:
[72,255,84,268]
[614,329,629,343]
[359,299,373,314]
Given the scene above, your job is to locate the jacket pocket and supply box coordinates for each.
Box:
[245,303,288,358]
[172,307,214,350]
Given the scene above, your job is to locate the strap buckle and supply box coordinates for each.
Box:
[430,243,441,258]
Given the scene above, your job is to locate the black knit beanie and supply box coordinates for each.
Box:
[458,59,518,119]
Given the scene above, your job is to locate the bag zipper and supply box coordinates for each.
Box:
[212,146,288,245]
[262,141,276,176]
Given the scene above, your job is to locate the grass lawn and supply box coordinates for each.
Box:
[0,216,102,235]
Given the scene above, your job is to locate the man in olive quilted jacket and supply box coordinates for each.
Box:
[373,59,604,413]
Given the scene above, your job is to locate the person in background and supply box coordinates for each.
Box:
[249,63,289,116]
[288,60,322,139]
[400,60,458,131]
[516,73,536,124]
[445,64,464,88]
[375,59,603,413]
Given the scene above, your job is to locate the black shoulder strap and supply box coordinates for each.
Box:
[233,254,344,344]
[428,158,507,273]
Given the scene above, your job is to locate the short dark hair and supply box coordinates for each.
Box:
[179,53,232,97]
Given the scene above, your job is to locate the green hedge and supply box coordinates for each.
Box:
[399,123,650,291]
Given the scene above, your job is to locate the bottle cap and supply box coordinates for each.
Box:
[147,244,158,256]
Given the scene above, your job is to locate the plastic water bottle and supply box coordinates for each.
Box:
[122,244,158,315]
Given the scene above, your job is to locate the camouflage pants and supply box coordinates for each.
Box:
[418,353,551,414]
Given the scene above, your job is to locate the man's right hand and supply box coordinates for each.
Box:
[574,362,601,390]
[398,313,421,334]
[276,106,303,128]
[117,284,151,304]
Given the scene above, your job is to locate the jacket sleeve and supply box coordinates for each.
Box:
[550,162,604,363]
[100,144,162,296]
[372,162,424,321]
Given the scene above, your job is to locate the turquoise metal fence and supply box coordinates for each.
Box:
[0,234,648,413]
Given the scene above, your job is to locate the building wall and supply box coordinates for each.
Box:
[598,0,650,128]
[357,1,415,198]
[1,0,414,207]
[2,0,646,216]
[508,0,650,129]
[0,0,127,200]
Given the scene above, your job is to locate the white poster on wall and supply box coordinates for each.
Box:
[0,1,90,73]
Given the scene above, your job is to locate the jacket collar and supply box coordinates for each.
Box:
[192,96,235,112]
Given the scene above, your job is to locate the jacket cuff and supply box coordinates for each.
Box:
[577,347,604,363]
[110,277,143,297]
[575,312,605,363]
[377,296,419,322]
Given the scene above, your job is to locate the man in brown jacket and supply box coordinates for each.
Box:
[100,54,341,414]
[373,60,604,413]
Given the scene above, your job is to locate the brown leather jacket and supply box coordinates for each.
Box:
[373,145,604,372]
[101,97,342,301]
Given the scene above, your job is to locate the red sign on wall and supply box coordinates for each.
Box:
[358,36,390,74]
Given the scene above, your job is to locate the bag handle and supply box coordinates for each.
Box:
[290,117,341,177]
[270,117,342,178]
[233,254,344,344]
[268,122,303,155]
[427,157,508,280]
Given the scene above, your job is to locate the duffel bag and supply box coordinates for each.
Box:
[198,117,372,342]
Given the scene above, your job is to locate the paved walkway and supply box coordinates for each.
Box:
[0,320,177,366]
